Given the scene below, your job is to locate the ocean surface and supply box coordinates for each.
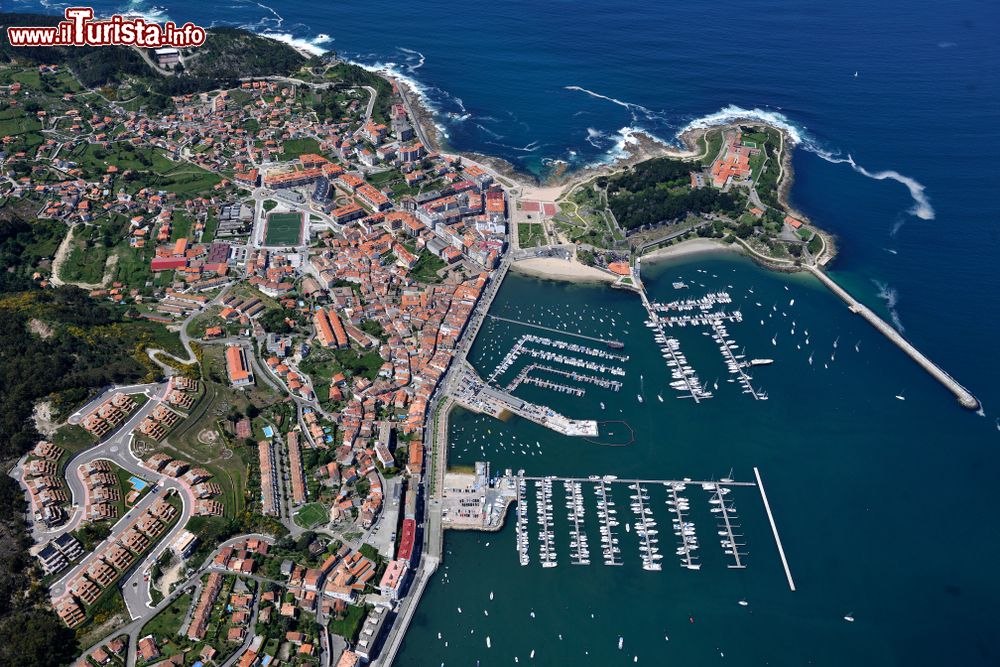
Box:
[12,0,1000,664]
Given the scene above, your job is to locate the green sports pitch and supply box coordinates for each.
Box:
[264,212,303,245]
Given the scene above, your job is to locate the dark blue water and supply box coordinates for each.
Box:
[15,1,1000,662]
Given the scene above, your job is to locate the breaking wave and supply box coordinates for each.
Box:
[813,153,935,220]
[679,104,808,145]
[682,104,935,220]
[873,279,904,332]
[260,32,330,56]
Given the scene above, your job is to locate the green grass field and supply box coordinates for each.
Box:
[264,212,303,246]
[518,223,545,248]
[61,234,109,284]
[328,604,370,643]
[411,252,446,283]
[281,137,321,160]
[293,503,328,529]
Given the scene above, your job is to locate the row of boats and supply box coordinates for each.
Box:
[521,334,630,363]
[566,481,590,564]
[506,363,623,395]
[654,291,734,312]
[706,482,748,568]
[708,318,768,401]
[513,477,748,573]
[652,329,714,402]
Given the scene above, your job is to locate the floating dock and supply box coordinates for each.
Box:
[535,479,557,567]
[496,472,795,579]
[709,484,748,569]
[667,482,700,570]
[594,481,623,566]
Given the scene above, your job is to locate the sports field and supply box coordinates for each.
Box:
[264,212,303,246]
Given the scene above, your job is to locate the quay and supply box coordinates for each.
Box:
[487,314,623,348]
[519,474,756,487]
[808,266,979,410]
[753,466,795,591]
[453,362,599,437]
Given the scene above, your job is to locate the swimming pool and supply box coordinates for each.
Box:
[129,476,148,492]
[263,425,274,438]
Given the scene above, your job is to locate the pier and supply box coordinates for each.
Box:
[594,481,623,566]
[710,485,747,569]
[629,482,662,571]
[566,481,590,565]
[487,314,622,348]
[515,473,530,566]
[753,466,795,591]
[638,285,712,402]
[708,318,766,400]
[808,266,979,410]
[535,479,557,567]
[667,482,700,570]
[507,363,623,394]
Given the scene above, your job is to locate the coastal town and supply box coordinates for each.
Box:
[0,11,983,667]
[0,26,523,666]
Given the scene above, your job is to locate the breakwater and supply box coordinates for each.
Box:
[807,266,979,410]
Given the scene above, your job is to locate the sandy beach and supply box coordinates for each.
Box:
[511,257,616,283]
[639,237,740,263]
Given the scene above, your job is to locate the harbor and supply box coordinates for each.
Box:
[450,470,792,578]
[403,257,999,666]
[452,362,599,437]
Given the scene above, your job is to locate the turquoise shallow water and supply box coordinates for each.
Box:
[397,259,999,666]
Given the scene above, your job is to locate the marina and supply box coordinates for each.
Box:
[498,473,774,576]
[647,290,768,401]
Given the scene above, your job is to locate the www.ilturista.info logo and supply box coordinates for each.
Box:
[6,7,206,48]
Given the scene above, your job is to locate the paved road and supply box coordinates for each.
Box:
[67,384,163,425]
[46,381,198,614]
